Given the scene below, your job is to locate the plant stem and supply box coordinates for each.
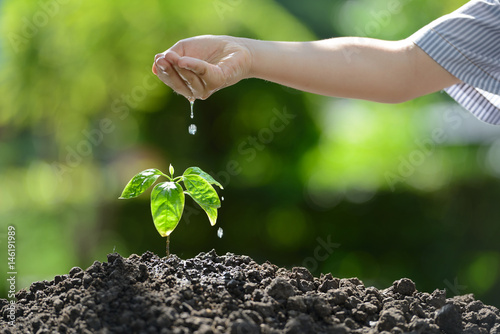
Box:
[166,235,170,257]
[160,172,172,181]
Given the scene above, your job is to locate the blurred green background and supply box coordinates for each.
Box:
[1,0,500,307]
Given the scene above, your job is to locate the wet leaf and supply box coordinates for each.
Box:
[183,174,220,226]
[119,169,163,199]
[183,167,223,189]
[185,192,219,226]
[150,182,185,237]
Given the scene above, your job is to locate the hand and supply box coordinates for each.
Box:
[153,35,252,100]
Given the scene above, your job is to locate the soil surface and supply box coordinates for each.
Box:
[1,250,499,334]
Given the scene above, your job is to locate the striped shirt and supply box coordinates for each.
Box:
[410,0,500,125]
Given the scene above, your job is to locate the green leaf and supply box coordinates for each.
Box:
[119,168,163,199]
[183,167,224,189]
[185,192,219,226]
[183,174,221,226]
[150,182,185,237]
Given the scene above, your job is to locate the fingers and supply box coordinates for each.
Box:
[154,51,217,100]
[178,56,207,76]
[176,66,207,99]
[163,52,209,98]
[154,52,195,99]
[178,57,225,96]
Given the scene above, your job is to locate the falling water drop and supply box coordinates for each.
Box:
[188,124,197,135]
[221,196,224,201]
[217,227,223,238]
[188,99,196,135]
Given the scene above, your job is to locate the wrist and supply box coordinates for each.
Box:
[236,37,260,79]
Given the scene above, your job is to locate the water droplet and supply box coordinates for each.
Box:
[188,124,197,135]
[221,196,224,201]
[189,99,194,119]
[217,227,223,238]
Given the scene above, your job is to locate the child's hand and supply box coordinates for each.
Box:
[153,35,252,100]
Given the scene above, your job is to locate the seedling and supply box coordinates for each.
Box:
[119,165,223,256]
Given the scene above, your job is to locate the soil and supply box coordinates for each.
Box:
[1,250,499,334]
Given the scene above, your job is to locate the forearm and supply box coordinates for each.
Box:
[242,37,459,103]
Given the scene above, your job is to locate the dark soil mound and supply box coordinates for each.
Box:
[1,250,499,334]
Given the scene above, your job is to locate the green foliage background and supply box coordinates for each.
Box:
[1,0,499,307]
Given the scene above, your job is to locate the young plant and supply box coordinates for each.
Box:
[119,165,223,256]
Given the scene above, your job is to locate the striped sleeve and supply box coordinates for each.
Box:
[409,0,500,125]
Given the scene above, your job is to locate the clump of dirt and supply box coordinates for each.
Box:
[1,250,499,334]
